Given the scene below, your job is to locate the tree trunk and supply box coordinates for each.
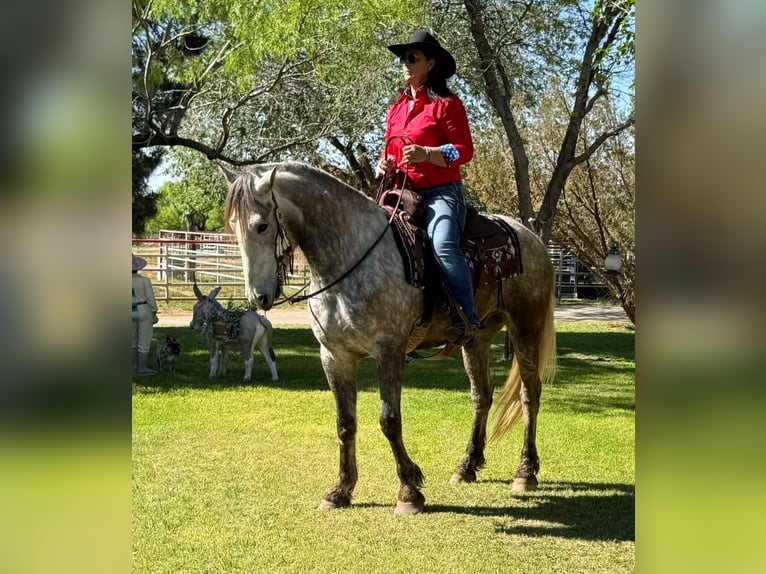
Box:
[463,0,534,229]
[185,213,199,283]
[329,137,375,193]
[464,0,633,242]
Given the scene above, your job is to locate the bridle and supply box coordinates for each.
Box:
[265,137,426,307]
[269,186,392,307]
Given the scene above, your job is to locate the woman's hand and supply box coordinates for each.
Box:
[401,144,429,164]
[376,156,396,178]
[401,144,446,167]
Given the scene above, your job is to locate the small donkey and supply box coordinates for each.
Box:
[190,284,278,382]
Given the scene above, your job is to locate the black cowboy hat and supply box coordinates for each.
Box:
[387,30,456,79]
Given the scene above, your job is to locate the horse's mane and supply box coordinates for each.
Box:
[224,170,264,235]
[224,162,374,234]
[281,162,374,205]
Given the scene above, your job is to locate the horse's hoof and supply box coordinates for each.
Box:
[317,488,351,510]
[449,469,477,484]
[512,476,538,492]
[394,499,424,515]
[317,497,350,511]
[394,487,425,515]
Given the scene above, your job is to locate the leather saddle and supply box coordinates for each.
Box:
[380,197,523,359]
[378,188,509,251]
[463,204,509,251]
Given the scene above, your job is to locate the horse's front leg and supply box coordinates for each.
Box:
[451,339,494,484]
[377,339,425,515]
[219,347,229,377]
[318,346,359,510]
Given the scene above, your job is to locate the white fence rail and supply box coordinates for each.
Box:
[132,230,308,302]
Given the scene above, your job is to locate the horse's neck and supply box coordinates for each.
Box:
[275,175,384,278]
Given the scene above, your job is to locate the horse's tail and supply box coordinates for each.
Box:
[491,288,557,440]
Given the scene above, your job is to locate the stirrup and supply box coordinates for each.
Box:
[444,323,476,346]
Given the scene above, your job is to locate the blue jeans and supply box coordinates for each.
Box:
[420,181,480,325]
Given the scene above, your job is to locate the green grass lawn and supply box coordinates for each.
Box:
[133,320,634,573]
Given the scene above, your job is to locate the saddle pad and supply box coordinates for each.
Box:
[463,215,523,289]
[212,321,240,341]
[384,206,427,289]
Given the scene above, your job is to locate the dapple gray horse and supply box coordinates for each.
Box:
[221,162,555,514]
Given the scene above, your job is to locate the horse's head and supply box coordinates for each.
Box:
[190,283,224,331]
[221,165,282,310]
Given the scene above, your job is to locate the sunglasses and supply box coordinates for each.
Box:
[399,53,421,64]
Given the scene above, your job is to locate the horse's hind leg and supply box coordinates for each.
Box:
[242,328,258,382]
[451,339,494,484]
[512,350,543,492]
[242,357,253,382]
[318,346,359,510]
[377,339,425,515]
[503,308,553,492]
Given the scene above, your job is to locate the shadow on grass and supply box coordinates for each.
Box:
[137,326,634,402]
[556,331,635,363]
[427,481,634,542]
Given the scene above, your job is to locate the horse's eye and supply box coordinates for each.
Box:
[256,223,268,234]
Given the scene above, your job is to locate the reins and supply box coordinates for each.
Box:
[271,185,397,307]
[273,221,391,306]
[268,135,430,307]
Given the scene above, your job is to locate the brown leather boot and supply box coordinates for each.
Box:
[443,322,477,346]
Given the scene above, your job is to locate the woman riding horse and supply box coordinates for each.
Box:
[377,30,480,345]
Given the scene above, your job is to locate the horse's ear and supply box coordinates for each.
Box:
[209,286,222,300]
[254,166,278,196]
[219,164,239,186]
[193,281,204,301]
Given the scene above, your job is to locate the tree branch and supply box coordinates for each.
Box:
[571,116,634,167]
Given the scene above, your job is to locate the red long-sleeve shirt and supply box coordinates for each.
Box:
[381,86,474,191]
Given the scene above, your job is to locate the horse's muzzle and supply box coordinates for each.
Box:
[247,289,273,311]
[246,281,278,311]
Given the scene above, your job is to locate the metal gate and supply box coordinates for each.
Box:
[132,230,308,302]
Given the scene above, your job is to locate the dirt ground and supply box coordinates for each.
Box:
[157,304,627,327]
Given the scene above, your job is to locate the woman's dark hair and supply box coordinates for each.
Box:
[425,76,451,100]
[422,48,452,99]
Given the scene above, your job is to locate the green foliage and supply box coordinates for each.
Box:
[133,322,634,572]
[145,148,227,232]
[151,0,423,66]
[136,0,428,181]
[132,149,162,234]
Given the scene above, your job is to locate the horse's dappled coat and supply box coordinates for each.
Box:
[221,161,555,514]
